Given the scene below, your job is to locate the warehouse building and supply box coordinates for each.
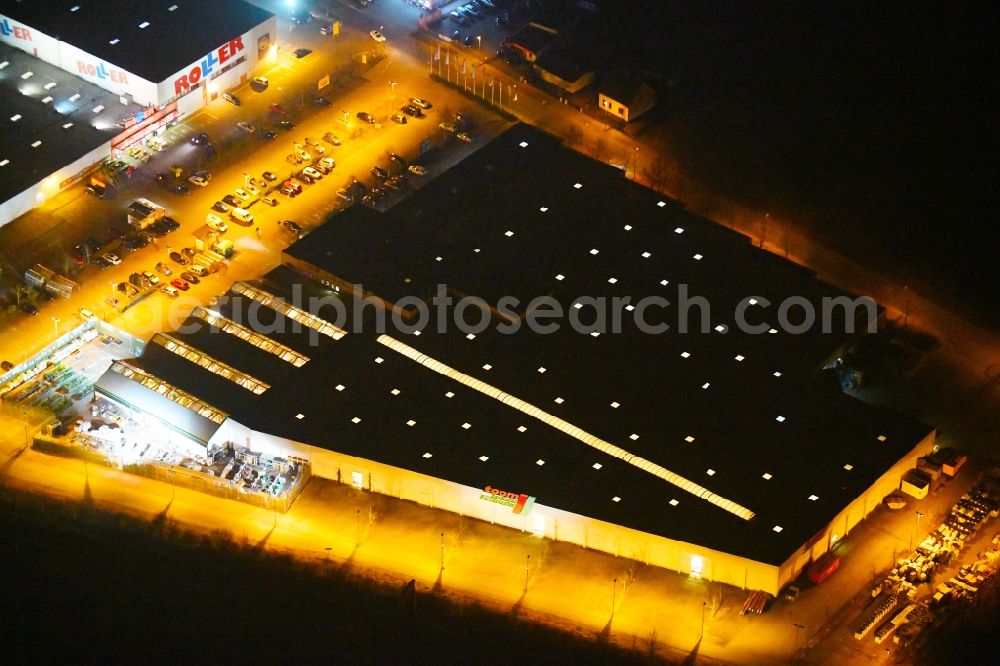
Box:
[0,0,275,226]
[93,125,935,596]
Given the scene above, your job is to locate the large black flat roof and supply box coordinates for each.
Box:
[108,124,933,565]
[0,0,273,83]
[0,44,145,206]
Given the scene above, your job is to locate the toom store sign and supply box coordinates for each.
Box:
[0,17,33,41]
[76,60,129,84]
[172,37,245,95]
[480,486,535,515]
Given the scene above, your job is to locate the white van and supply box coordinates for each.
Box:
[230,207,254,224]
[206,214,228,233]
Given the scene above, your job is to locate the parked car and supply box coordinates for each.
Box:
[401,104,423,117]
[180,271,201,285]
[261,129,277,140]
[319,157,336,170]
[390,114,407,124]
[369,30,386,43]
[295,148,312,162]
[188,265,209,277]
[79,308,98,321]
[313,96,331,107]
[302,166,323,180]
[169,251,188,265]
[160,285,179,297]
[230,207,254,225]
[206,214,228,233]
[280,181,301,196]
[261,195,279,207]
[457,132,473,142]
[390,152,408,167]
[269,103,287,115]
[170,278,190,291]
[356,111,375,124]
[212,201,230,213]
[336,188,351,202]
[101,252,122,265]
[171,184,191,195]
[20,302,39,315]
[371,166,388,180]
[409,97,432,109]
[323,132,342,145]
[237,121,255,133]
[84,184,107,198]
[222,92,241,106]
[298,172,315,185]
[293,48,312,58]
[251,76,269,91]
[142,271,160,286]
[188,174,209,187]
[277,120,295,130]
[262,171,278,182]
[282,220,304,237]
[439,122,457,133]
[191,132,209,145]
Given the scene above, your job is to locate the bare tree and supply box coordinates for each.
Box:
[593,137,608,163]
[642,155,671,192]
[565,124,582,147]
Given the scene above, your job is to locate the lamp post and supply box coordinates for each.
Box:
[52,316,59,337]
[356,508,360,548]
[477,35,482,50]
[524,554,530,593]
[440,531,445,571]
[611,577,617,617]
[701,601,706,638]
[913,510,925,550]
[793,623,805,652]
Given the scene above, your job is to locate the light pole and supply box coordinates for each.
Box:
[440,531,445,571]
[52,316,59,337]
[913,510,925,550]
[793,623,805,652]
[701,601,706,638]
[903,284,911,332]
[611,577,617,616]
[477,35,481,50]
[356,508,360,548]
[524,554,530,594]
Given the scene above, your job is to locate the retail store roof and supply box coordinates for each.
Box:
[0,0,274,83]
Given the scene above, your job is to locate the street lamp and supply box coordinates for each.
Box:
[701,601,706,638]
[793,623,805,652]
[52,316,59,336]
[477,35,482,50]
[524,554,530,593]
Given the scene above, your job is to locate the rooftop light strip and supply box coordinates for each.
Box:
[151,333,270,395]
[231,282,346,341]
[110,361,227,424]
[192,307,308,367]
[377,335,756,521]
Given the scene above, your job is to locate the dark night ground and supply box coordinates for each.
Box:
[611,1,999,329]
[0,486,653,664]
